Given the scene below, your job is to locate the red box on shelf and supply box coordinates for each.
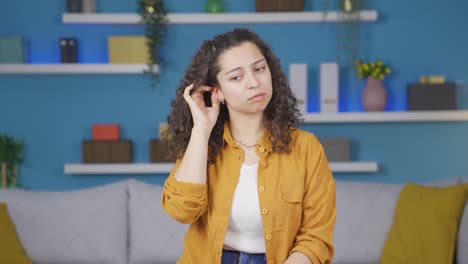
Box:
[92,124,120,141]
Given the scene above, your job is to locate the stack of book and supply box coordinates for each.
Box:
[82,124,133,163]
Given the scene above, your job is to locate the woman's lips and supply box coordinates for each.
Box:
[249,93,266,101]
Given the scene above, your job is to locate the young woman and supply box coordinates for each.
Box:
[162,28,336,264]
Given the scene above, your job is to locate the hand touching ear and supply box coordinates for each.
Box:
[183,83,221,133]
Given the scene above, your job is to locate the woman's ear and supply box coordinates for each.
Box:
[213,87,225,104]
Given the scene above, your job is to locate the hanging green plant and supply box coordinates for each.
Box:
[321,0,364,66]
[137,0,168,89]
[336,0,363,65]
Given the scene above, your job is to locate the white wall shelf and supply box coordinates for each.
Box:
[330,162,378,173]
[302,110,468,123]
[64,163,175,174]
[0,64,154,74]
[64,161,378,174]
[62,10,378,24]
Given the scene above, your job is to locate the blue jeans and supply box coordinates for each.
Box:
[221,249,266,264]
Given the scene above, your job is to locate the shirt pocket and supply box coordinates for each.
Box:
[279,180,304,225]
[280,181,304,202]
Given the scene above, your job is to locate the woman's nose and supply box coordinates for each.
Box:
[246,71,259,89]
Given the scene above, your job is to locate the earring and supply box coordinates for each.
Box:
[219,98,224,104]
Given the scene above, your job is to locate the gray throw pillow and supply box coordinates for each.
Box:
[0,180,129,264]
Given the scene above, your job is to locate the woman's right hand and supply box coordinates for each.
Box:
[183,83,221,134]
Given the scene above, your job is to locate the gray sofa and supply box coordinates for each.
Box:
[0,177,467,264]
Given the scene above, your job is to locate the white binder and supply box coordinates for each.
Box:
[289,63,308,113]
[320,63,339,113]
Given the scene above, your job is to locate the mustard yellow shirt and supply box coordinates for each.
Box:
[162,124,336,264]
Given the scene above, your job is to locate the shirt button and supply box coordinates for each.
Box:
[260,161,267,167]
[262,208,269,215]
[258,186,265,192]
[259,146,265,152]
[265,234,272,240]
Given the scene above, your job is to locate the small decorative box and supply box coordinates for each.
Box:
[0,37,28,63]
[419,75,446,84]
[256,0,304,12]
[82,140,133,163]
[406,83,456,111]
[149,139,176,162]
[92,124,120,141]
[318,138,351,162]
[108,36,149,63]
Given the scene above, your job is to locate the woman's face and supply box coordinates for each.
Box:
[215,41,273,116]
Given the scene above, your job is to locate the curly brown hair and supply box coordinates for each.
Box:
[164,28,303,163]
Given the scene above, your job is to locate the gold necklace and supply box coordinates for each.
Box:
[232,135,258,150]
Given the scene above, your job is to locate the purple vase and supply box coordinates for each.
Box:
[361,77,387,111]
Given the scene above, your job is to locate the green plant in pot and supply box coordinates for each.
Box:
[137,0,168,89]
[0,133,25,189]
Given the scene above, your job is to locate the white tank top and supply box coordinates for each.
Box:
[223,163,266,253]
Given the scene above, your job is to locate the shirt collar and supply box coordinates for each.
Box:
[223,122,273,152]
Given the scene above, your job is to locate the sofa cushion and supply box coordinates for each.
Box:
[128,179,189,264]
[380,183,468,263]
[458,177,468,264]
[0,180,129,264]
[0,203,32,264]
[333,178,459,264]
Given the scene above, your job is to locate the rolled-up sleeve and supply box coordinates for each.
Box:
[161,159,209,224]
[290,142,336,264]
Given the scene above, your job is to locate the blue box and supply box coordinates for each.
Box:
[0,37,28,63]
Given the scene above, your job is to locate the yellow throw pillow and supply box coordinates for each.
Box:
[0,203,33,264]
[380,183,468,264]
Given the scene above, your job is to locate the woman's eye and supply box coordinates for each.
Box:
[230,75,241,81]
[256,66,265,72]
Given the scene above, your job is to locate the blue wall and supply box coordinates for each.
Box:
[1,0,467,190]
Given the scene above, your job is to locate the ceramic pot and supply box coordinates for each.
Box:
[361,77,387,111]
[205,0,224,13]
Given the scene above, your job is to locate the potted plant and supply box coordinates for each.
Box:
[355,59,392,111]
[0,133,25,188]
[137,0,168,89]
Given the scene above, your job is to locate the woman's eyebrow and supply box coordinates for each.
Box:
[224,59,265,76]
